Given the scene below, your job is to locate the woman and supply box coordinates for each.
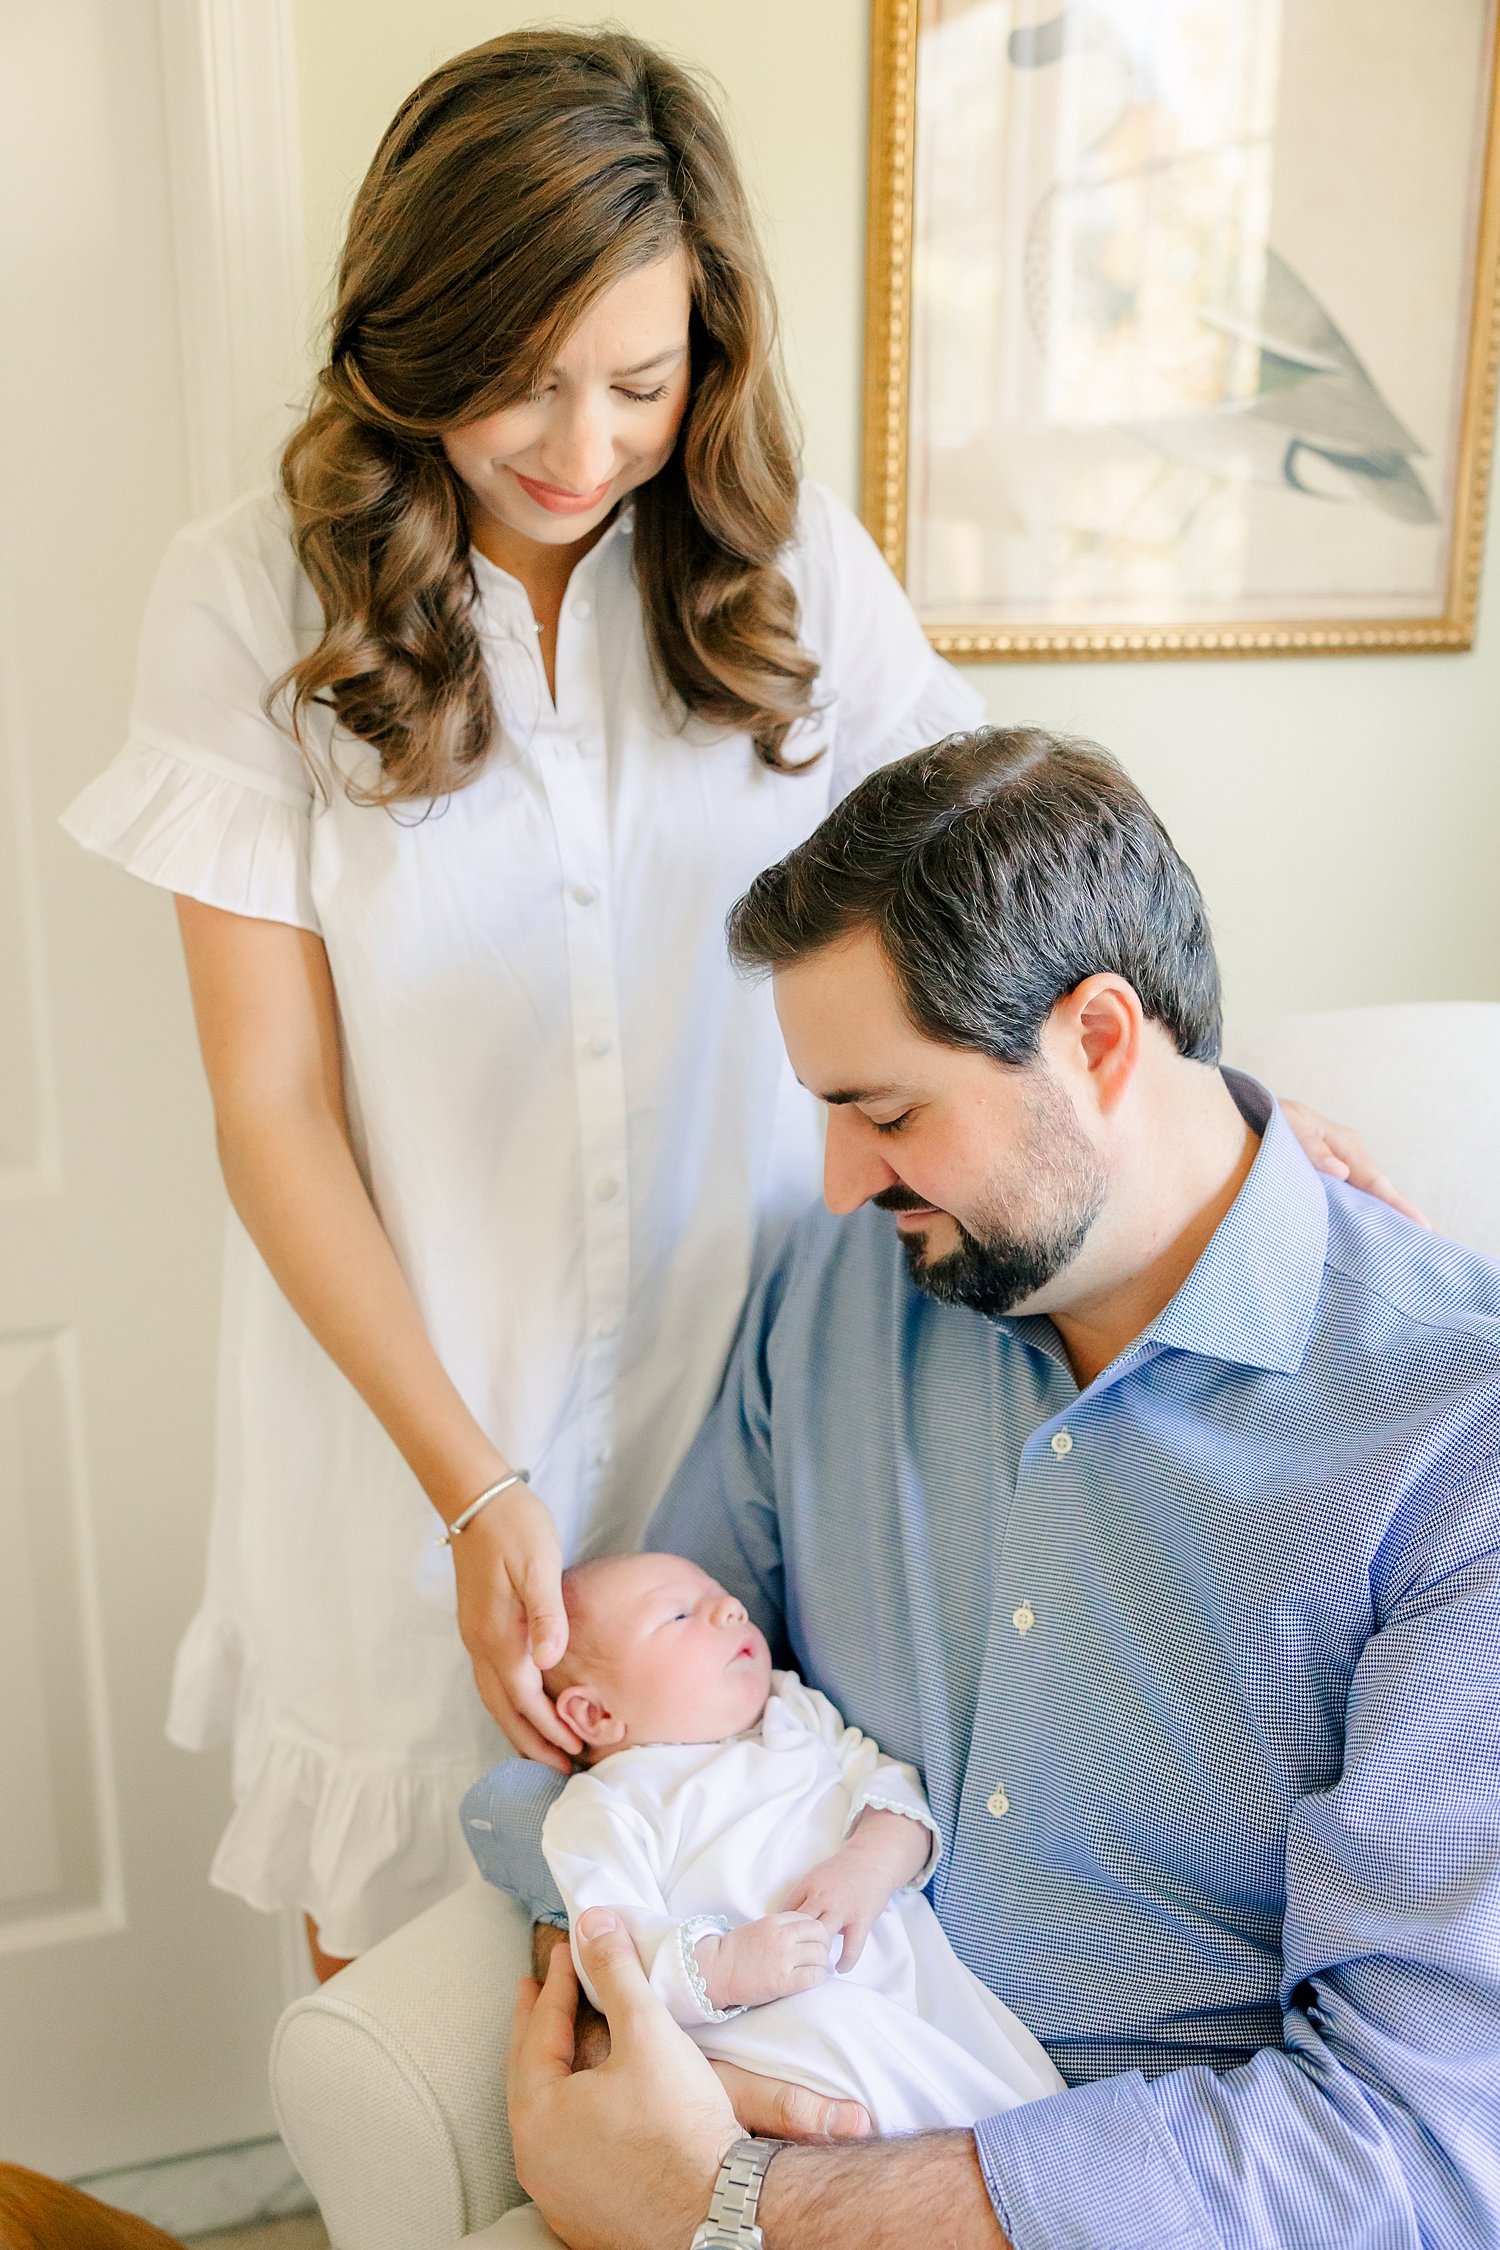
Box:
[64,29,1390,1977]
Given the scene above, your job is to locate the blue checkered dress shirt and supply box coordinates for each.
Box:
[464,1078,1500,2249]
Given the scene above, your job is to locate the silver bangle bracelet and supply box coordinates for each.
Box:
[440,1468,530,1543]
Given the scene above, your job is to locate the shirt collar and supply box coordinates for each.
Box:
[1000,1071,1329,1383]
[1136,1070,1328,1376]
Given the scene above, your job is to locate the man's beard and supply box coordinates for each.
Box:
[879,1067,1106,1320]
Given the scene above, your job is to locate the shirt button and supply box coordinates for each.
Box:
[570,883,599,907]
[587,1033,612,1058]
[594,1317,620,1339]
[592,1445,611,1466]
[1013,1601,1035,1636]
[1051,1429,1073,1457]
[987,1787,1010,1818]
[572,597,592,620]
[594,1176,620,1202]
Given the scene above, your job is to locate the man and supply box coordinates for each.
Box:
[476,726,1500,2249]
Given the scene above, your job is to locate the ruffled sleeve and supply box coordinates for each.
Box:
[789,481,987,804]
[60,501,322,933]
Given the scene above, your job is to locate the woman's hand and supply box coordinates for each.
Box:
[451,1484,581,1768]
[1279,1098,1432,1227]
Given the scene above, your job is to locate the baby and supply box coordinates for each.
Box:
[536,1552,1063,2135]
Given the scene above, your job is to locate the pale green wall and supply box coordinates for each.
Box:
[294,0,1500,1025]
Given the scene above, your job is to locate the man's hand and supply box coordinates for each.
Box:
[532,1920,611,2069]
[509,1906,739,2250]
[697,1913,832,2009]
[711,2060,872,2143]
[784,1808,932,1971]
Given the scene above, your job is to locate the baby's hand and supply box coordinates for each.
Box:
[696,1913,832,2011]
[783,1808,932,1972]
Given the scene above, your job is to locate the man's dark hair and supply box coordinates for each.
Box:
[727,725,1222,1063]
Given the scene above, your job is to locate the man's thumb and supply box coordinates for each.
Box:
[575,1907,649,2021]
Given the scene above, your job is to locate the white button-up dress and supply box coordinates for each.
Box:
[62,480,983,1952]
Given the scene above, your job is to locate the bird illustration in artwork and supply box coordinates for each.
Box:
[1007,3,1438,525]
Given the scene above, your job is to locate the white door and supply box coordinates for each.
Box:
[0,0,303,2176]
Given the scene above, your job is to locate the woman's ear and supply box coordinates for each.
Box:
[554,1683,627,1750]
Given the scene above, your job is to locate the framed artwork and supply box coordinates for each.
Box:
[863,0,1500,657]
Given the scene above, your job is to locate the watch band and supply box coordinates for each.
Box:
[689,2136,784,2249]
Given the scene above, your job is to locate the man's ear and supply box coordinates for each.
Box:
[1056,975,1142,1115]
[554,1683,628,1750]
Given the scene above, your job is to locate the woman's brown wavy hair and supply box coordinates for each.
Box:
[276,28,819,803]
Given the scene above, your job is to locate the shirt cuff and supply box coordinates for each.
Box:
[975,2073,1219,2250]
[460,1759,568,1924]
[637,1916,747,2027]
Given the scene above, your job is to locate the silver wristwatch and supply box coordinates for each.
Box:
[690,2136,784,2248]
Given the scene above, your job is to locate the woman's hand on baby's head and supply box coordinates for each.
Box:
[697,1912,832,2011]
[451,1483,581,1770]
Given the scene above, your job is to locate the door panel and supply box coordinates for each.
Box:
[0,0,291,2175]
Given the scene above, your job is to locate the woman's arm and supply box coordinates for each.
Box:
[174,896,579,1767]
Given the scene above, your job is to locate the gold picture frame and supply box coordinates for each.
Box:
[863,0,1500,659]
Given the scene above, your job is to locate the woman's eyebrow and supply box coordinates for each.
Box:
[612,345,688,377]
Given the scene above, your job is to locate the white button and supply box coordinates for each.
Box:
[587,1033,612,1058]
[593,1445,611,1467]
[1013,1601,1035,1636]
[987,1787,1010,1818]
[594,1317,620,1339]
[572,597,592,620]
[594,1176,620,1202]
[571,883,599,907]
[1051,1429,1073,1457]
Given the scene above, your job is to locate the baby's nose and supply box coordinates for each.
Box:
[712,1593,747,1626]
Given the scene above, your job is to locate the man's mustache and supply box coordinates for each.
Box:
[873,1186,943,1215]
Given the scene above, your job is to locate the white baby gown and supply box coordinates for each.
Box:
[541,1674,1064,2135]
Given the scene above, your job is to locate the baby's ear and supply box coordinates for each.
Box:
[554,1683,625,1749]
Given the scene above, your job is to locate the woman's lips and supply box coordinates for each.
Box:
[512,469,614,515]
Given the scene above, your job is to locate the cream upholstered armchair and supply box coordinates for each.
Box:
[270,1003,1500,2250]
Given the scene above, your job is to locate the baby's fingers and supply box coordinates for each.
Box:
[835,1914,873,1972]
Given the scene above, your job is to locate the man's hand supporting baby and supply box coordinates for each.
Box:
[697,1807,932,2009]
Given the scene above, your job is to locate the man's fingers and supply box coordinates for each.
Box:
[711,2061,872,2143]
[507,1948,577,2101]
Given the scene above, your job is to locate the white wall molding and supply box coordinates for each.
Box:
[157,0,310,512]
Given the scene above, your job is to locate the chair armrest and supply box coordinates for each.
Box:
[271,1878,532,2250]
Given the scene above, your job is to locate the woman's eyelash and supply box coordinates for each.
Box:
[873,1113,912,1136]
[620,384,670,403]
